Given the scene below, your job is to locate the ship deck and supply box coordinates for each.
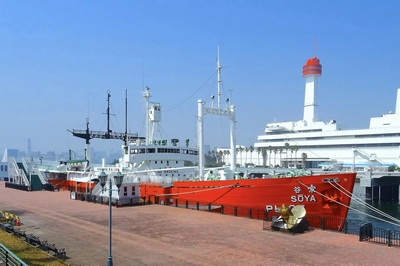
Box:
[0,181,398,266]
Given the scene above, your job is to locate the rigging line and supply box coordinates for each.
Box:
[328,180,400,223]
[297,180,400,227]
[156,183,239,197]
[331,183,400,224]
[328,181,400,224]
[109,101,123,132]
[163,70,218,113]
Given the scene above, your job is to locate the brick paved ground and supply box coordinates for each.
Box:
[0,181,398,266]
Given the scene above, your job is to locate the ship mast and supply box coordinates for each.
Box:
[217,46,222,109]
[124,89,129,153]
[106,91,111,138]
[142,87,151,145]
[69,91,144,159]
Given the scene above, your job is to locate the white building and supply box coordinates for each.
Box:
[220,56,400,171]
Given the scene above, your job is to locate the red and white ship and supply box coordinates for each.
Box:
[40,49,356,230]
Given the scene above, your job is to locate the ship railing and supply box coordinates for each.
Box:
[65,190,400,248]
[0,224,67,261]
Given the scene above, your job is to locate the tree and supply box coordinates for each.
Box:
[237,146,244,166]
[268,146,273,166]
[217,150,224,164]
[290,146,295,163]
[257,147,262,166]
[262,147,268,167]
[241,146,246,165]
[293,145,299,167]
[245,147,249,165]
[284,142,290,167]
[249,146,254,165]
[223,150,228,164]
[302,152,308,169]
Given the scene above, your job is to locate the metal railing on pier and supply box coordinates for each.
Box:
[0,243,28,266]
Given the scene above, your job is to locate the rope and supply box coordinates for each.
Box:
[297,180,400,228]
[163,70,217,113]
[328,181,400,225]
[156,183,239,197]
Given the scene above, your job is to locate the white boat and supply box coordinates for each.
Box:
[252,56,400,171]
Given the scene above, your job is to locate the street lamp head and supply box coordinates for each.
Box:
[114,171,124,189]
[98,171,108,188]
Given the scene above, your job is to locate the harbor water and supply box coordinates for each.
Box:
[347,181,400,230]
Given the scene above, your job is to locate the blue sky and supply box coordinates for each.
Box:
[1,1,400,156]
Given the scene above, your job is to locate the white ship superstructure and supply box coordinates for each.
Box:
[253,56,400,170]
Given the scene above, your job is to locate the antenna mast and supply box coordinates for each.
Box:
[217,45,222,109]
[124,89,128,146]
[106,91,111,138]
[314,37,317,57]
[142,87,151,145]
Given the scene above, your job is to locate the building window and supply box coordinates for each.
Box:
[131,186,135,196]
[123,186,127,196]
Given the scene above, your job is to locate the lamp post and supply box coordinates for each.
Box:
[98,171,124,266]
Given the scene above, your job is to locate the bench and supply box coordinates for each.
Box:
[45,243,67,259]
[27,234,42,246]
[13,228,26,239]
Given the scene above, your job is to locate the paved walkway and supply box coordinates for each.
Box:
[0,181,398,266]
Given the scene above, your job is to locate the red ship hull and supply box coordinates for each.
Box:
[140,172,357,229]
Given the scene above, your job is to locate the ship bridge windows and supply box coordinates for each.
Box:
[181,149,198,155]
[147,148,156,153]
[157,148,181,154]
[130,148,146,154]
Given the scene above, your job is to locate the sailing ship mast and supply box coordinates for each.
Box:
[68,91,144,160]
